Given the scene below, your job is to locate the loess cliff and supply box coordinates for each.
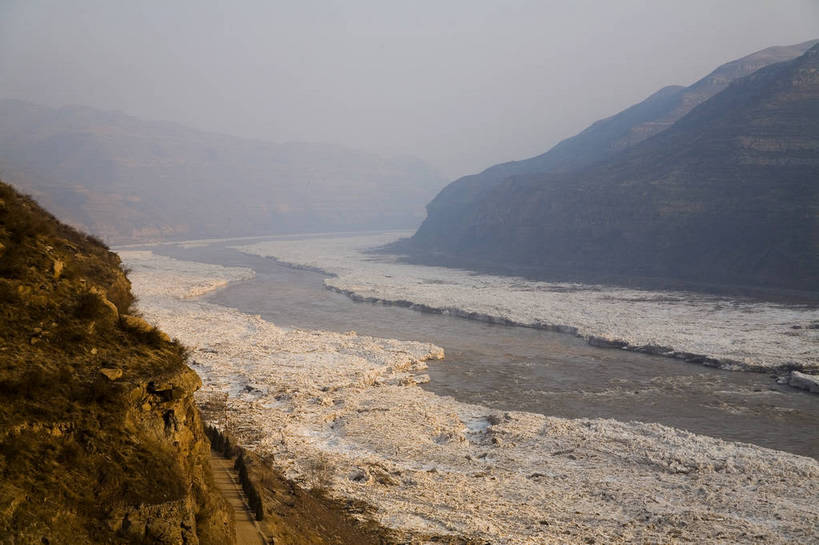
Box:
[405,41,819,294]
[410,39,817,257]
[0,180,235,544]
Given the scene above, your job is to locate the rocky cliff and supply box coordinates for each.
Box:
[410,39,818,261]
[0,180,235,544]
[411,43,819,294]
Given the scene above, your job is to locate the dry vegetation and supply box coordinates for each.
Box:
[0,181,232,544]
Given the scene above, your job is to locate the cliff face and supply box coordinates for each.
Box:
[0,181,234,544]
[409,44,819,293]
[411,39,818,255]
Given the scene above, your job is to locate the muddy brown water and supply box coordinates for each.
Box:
[146,238,818,459]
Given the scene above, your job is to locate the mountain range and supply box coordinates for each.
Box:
[0,101,445,243]
[404,40,819,294]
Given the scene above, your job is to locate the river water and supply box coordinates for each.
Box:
[149,238,818,458]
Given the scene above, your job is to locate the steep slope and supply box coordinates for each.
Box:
[0,102,445,242]
[0,181,235,544]
[411,39,817,248]
[421,44,819,292]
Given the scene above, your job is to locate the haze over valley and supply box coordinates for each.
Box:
[0,99,445,242]
[1,2,818,544]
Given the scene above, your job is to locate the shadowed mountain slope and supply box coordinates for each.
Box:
[411,39,818,249]
[407,43,819,293]
[0,102,445,243]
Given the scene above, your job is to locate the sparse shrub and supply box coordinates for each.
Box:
[234,450,265,520]
[487,413,503,426]
[89,373,122,405]
[20,364,50,400]
[84,233,109,249]
[205,424,237,458]
[119,315,168,348]
[56,438,84,465]
[52,322,90,346]
[205,425,224,452]
[171,338,192,361]
[74,292,109,320]
[107,284,135,316]
[144,327,165,348]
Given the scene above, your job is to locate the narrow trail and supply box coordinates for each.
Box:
[210,453,268,545]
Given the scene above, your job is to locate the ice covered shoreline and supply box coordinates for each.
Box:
[236,233,819,374]
[119,248,819,545]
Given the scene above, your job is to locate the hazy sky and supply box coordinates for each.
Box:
[1,1,818,177]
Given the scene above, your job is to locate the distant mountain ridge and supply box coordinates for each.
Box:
[0,101,445,242]
[411,39,818,250]
[405,40,819,294]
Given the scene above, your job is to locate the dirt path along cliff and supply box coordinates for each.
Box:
[210,454,268,545]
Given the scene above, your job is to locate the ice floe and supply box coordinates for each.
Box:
[119,248,819,544]
[236,233,819,372]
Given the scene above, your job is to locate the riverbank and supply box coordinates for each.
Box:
[119,248,819,545]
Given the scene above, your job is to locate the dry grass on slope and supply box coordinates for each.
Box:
[0,181,233,545]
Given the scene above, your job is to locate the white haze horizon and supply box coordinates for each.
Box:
[1,0,818,178]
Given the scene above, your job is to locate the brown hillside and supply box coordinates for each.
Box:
[0,180,235,544]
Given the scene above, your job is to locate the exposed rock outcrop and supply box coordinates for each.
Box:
[0,180,235,544]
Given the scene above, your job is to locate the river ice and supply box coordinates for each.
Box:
[236,233,819,372]
[119,248,818,545]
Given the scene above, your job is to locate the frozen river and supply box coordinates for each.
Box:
[148,234,819,458]
[119,238,818,543]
